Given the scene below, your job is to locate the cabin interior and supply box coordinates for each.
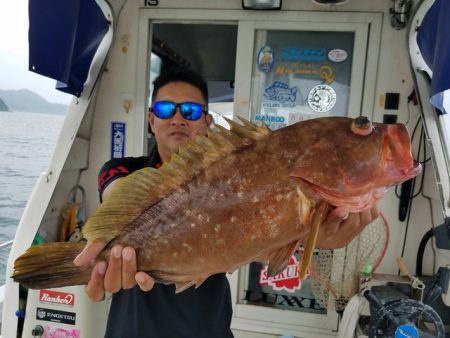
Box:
[2,0,450,337]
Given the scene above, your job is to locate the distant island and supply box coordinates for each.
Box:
[0,97,8,111]
[0,89,68,115]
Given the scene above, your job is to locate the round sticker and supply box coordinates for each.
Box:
[257,46,275,73]
[328,49,348,62]
[308,85,337,113]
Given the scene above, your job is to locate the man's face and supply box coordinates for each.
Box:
[149,81,212,162]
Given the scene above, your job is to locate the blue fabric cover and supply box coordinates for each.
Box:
[28,0,109,97]
[417,0,450,114]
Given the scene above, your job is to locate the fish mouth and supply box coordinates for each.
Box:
[383,152,422,185]
[384,124,422,183]
[401,161,422,179]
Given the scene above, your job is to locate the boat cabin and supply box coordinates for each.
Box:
[2,0,450,337]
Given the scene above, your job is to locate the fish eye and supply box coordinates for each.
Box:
[351,116,373,136]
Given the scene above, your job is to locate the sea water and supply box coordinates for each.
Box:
[0,110,63,285]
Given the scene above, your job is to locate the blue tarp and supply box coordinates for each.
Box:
[417,0,450,115]
[28,0,109,97]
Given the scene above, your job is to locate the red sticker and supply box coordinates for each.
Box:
[40,290,75,307]
[259,255,309,293]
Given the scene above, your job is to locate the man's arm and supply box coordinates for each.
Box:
[73,178,155,301]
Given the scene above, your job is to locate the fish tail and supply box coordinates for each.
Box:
[12,242,91,289]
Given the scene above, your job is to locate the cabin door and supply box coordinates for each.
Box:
[137,8,382,338]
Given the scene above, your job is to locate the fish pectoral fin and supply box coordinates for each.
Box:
[298,202,328,280]
[175,281,195,293]
[194,277,207,289]
[174,277,207,293]
[267,240,300,277]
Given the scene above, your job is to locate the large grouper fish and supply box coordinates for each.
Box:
[13,116,421,291]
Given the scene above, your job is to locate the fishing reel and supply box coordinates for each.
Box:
[363,285,445,338]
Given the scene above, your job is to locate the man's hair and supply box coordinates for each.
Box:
[151,66,208,103]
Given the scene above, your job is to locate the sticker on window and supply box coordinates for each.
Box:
[257,46,275,73]
[308,85,337,113]
[328,49,348,63]
[259,255,309,293]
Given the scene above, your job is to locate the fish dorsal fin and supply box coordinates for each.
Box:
[223,116,270,141]
[83,118,271,243]
[267,240,300,277]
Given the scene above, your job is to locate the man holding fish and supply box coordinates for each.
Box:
[73,67,379,337]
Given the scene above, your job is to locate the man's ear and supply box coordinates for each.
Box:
[148,110,155,133]
[205,113,213,127]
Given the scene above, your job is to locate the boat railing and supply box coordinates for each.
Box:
[0,239,14,328]
[0,240,13,250]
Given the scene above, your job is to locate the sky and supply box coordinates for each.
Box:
[0,0,71,104]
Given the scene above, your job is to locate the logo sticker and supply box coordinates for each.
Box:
[308,85,337,113]
[328,49,348,63]
[257,46,275,73]
[111,122,126,159]
[44,325,80,338]
[259,255,308,293]
[255,115,286,124]
[263,81,297,103]
[40,290,75,307]
[36,308,76,325]
[281,47,326,61]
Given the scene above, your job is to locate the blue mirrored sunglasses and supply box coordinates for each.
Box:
[152,101,208,121]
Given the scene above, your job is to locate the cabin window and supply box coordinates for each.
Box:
[138,9,382,336]
[236,29,356,315]
[249,30,355,129]
[148,22,237,131]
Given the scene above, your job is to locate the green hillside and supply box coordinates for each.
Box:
[0,89,68,115]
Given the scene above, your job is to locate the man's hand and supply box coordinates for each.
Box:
[73,243,155,302]
[316,205,380,249]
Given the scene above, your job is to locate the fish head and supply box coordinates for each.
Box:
[290,116,421,212]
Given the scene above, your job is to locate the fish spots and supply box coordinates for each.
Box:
[269,223,280,238]
[182,243,192,252]
[230,216,237,223]
[191,223,196,228]
[252,196,259,203]
[197,214,205,222]
[214,224,221,232]
[216,239,226,246]
[237,192,243,198]
[173,252,178,257]
[202,233,208,239]
[275,193,292,202]
[170,223,176,228]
